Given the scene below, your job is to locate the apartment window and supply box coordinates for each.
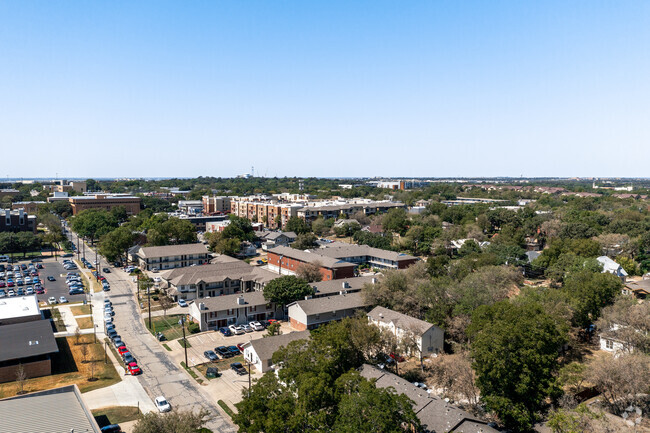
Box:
[227,309,235,315]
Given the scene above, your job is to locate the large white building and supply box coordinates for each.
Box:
[367,306,443,357]
[131,243,210,271]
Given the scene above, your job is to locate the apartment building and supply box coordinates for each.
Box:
[230,201,302,229]
[367,306,444,356]
[287,292,370,331]
[243,331,310,372]
[266,246,356,280]
[189,291,282,331]
[0,209,37,233]
[69,194,141,215]
[202,195,232,215]
[161,255,278,301]
[315,243,418,270]
[296,201,405,223]
[132,243,210,271]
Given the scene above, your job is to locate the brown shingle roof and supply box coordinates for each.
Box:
[368,306,435,335]
[247,331,310,361]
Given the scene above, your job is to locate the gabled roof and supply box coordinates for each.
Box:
[194,291,269,312]
[162,257,277,286]
[597,256,628,276]
[368,306,436,335]
[313,243,417,262]
[138,243,209,258]
[0,385,101,433]
[267,245,352,269]
[359,365,498,433]
[0,320,58,362]
[311,276,376,296]
[625,279,650,294]
[289,292,368,316]
[247,331,310,361]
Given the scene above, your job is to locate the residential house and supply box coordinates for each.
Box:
[359,365,499,433]
[161,255,277,301]
[242,331,310,372]
[599,323,638,356]
[132,243,210,271]
[258,231,297,250]
[367,306,444,357]
[623,279,650,299]
[0,385,101,433]
[288,292,370,331]
[189,291,282,331]
[597,256,628,282]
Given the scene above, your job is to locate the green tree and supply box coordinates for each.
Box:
[222,215,255,242]
[263,275,314,309]
[381,208,408,236]
[133,409,211,433]
[562,270,621,327]
[292,233,318,250]
[468,301,567,431]
[99,226,136,263]
[295,261,323,282]
[70,209,119,245]
[284,216,309,235]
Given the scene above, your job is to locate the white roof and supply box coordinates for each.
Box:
[0,295,40,321]
[597,256,628,276]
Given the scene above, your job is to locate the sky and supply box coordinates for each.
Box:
[1,1,649,179]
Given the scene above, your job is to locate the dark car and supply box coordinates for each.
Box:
[156,332,166,341]
[100,425,122,433]
[227,346,240,356]
[123,353,136,364]
[215,346,232,358]
[219,327,232,337]
[107,329,118,339]
[103,268,111,273]
[230,362,247,375]
[203,350,219,361]
[47,276,55,281]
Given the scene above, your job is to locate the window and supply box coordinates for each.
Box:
[606,339,614,350]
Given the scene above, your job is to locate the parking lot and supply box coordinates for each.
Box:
[36,257,89,304]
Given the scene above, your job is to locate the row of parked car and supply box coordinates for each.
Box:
[0,262,44,296]
[64,271,86,295]
[219,319,276,336]
[104,298,143,376]
[202,346,248,375]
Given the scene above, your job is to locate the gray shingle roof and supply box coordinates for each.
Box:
[0,385,101,433]
[248,331,310,361]
[195,291,269,312]
[162,258,277,286]
[311,275,376,296]
[267,245,352,268]
[359,365,498,433]
[291,292,369,316]
[138,243,209,258]
[368,306,435,335]
[313,243,417,263]
[0,320,58,362]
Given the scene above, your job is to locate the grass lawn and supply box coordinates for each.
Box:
[49,307,67,332]
[195,363,221,380]
[92,406,142,427]
[0,335,121,398]
[195,354,248,379]
[76,316,94,329]
[71,305,91,315]
[146,314,186,340]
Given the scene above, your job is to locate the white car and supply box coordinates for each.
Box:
[241,324,253,333]
[178,299,188,307]
[59,296,69,303]
[249,321,264,331]
[229,324,245,335]
[155,396,171,412]
[48,296,57,304]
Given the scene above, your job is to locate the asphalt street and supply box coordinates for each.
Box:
[68,230,235,433]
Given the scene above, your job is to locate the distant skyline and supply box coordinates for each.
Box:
[2,1,649,179]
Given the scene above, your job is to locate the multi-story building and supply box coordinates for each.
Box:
[202,195,232,215]
[230,201,302,229]
[296,201,404,223]
[69,194,141,215]
[189,291,283,331]
[0,295,43,326]
[367,306,444,356]
[287,292,369,331]
[0,189,20,200]
[11,201,45,214]
[266,246,357,280]
[131,243,210,271]
[43,180,87,194]
[0,209,37,233]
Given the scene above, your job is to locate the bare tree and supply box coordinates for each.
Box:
[159,296,174,317]
[398,324,424,371]
[74,326,82,345]
[15,363,27,395]
[89,358,97,381]
[596,297,650,354]
[586,353,650,414]
[295,261,323,283]
[431,352,480,408]
[80,342,89,363]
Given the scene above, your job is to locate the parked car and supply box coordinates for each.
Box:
[215,346,232,358]
[241,324,253,333]
[227,346,240,357]
[100,425,122,433]
[127,362,142,375]
[177,299,188,307]
[118,346,129,356]
[48,296,57,305]
[230,362,247,375]
[103,268,111,273]
[155,396,171,413]
[203,350,219,361]
[389,353,406,363]
[123,353,136,365]
[229,324,245,335]
[249,321,264,331]
[219,327,232,337]
[47,276,55,281]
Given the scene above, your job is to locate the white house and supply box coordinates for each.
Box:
[367,306,444,357]
[599,323,636,356]
[242,331,310,372]
[597,256,628,282]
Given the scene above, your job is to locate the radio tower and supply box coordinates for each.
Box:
[251,166,254,178]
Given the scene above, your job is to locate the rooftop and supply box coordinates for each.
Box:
[290,292,368,316]
[195,291,269,312]
[163,257,277,286]
[138,243,209,258]
[0,320,59,362]
[0,295,41,322]
[247,331,310,361]
[368,306,436,335]
[313,243,417,263]
[311,275,376,296]
[267,245,352,269]
[0,385,101,433]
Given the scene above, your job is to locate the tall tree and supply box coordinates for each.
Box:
[263,276,314,310]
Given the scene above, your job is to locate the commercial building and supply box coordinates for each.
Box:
[0,320,59,383]
[0,189,20,199]
[69,194,142,215]
[177,200,204,215]
[43,180,87,194]
[47,191,70,203]
[359,365,499,433]
[0,209,37,233]
[0,295,43,326]
[367,306,444,356]
[177,214,227,232]
[0,385,101,433]
[189,291,282,331]
[11,201,45,214]
[287,292,369,331]
[131,243,210,271]
[161,255,278,301]
[243,331,310,372]
[266,246,357,280]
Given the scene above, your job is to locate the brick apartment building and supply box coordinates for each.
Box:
[0,209,37,233]
[69,194,142,215]
[266,246,356,280]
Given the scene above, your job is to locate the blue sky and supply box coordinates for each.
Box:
[1,1,649,179]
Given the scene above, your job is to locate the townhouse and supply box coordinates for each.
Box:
[287,292,370,331]
[189,291,282,331]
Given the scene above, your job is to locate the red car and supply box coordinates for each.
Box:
[118,346,129,356]
[390,353,406,363]
[236,343,245,352]
[127,362,142,375]
[267,319,279,324]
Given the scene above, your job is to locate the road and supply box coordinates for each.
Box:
[68,229,235,432]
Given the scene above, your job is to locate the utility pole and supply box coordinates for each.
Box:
[181,316,188,367]
[104,340,107,364]
[147,282,152,330]
[247,360,251,397]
